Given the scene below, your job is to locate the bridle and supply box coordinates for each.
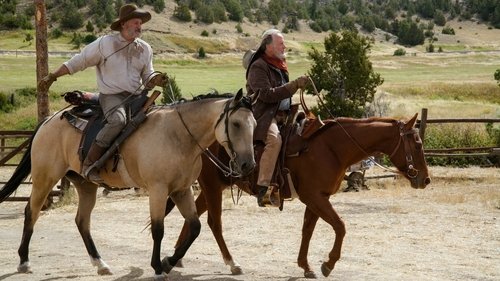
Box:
[176,96,252,177]
[388,121,420,179]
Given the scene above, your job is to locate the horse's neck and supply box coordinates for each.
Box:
[176,99,225,148]
[324,120,398,166]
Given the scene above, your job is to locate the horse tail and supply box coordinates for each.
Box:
[0,122,42,203]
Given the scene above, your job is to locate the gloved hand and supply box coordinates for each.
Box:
[285,75,310,94]
[295,75,309,89]
[38,73,57,92]
[146,72,169,89]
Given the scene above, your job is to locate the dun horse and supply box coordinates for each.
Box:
[169,113,430,278]
[0,90,256,280]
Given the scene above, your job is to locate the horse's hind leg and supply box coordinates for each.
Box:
[161,188,201,274]
[17,172,62,273]
[66,172,112,275]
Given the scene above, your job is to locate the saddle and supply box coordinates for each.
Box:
[60,90,149,165]
[251,104,325,210]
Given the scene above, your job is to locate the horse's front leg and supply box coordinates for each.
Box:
[298,206,320,278]
[303,196,346,278]
[161,188,201,273]
[148,189,170,280]
[71,175,112,275]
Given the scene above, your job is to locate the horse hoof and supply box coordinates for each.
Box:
[304,270,317,279]
[161,257,173,273]
[17,262,32,273]
[154,273,169,280]
[97,267,113,275]
[175,258,184,268]
[321,262,332,277]
[230,265,243,275]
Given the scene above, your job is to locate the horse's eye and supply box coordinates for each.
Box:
[232,122,240,129]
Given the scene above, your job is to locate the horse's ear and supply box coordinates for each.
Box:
[235,88,243,102]
[404,113,418,130]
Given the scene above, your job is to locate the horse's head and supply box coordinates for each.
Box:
[389,113,431,189]
[215,89,257,177]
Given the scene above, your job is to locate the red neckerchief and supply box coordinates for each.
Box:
[263,54,288,72]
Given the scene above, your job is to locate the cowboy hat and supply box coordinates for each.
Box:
[242,49,256,69]
[110,4,151,31]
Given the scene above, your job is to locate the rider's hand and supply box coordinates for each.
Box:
[146,72,169,89]
[295,75,309,90]
[285,75,310,94]
[38,73,57,92]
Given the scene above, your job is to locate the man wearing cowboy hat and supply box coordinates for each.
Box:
[245,28,309,207]
[38,4,168,183]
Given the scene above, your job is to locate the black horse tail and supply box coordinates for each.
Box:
[0,122,43,203]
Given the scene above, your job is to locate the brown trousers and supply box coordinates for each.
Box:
[257,118,282,187]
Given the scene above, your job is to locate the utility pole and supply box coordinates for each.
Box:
[34,0,49,122]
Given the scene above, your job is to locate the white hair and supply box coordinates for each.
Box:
[261,28,281,39]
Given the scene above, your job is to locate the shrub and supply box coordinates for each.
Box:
[442,26,455,35]
[86,21,94,32]
[427,43,435,52]
[0,92,15,113]
[201,30,209,37]
[51,28,63,38]
[235,23,243,33]
[83,34,97,44]
[393,48,406,56]
[198,47,206,58]
[174,4,192,22]
[424,124,497,166]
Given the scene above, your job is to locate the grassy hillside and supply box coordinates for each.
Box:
[1,2,500,130]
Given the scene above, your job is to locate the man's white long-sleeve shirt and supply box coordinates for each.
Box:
[64,33,154,95]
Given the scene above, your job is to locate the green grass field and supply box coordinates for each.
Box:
[0,48,499,129]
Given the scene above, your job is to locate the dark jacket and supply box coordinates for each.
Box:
[246,57,293,142]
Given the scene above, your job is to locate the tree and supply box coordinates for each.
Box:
[398,19,425,46]
[161,76,183,104]
[174,4,192,22]
[307,31,384,118]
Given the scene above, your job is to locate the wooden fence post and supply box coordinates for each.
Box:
[419,108,428,143]
[35,0,50,122]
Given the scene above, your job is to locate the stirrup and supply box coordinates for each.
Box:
[83,165,104,184]
[259,185,280,207]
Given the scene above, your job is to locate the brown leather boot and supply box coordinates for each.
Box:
[82,142,106,183]
[256,185,268,207]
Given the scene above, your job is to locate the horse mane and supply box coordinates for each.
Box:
[192,91,234,101]
[152,91,235,110]
[326,116,399,124]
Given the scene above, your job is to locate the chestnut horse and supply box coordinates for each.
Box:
[0,91,256,280]
[168,113,430,278]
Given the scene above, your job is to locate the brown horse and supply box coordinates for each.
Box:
[168,113,430,278]
[0,91,256,280]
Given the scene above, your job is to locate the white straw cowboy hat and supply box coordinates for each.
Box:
[110,4,151,31]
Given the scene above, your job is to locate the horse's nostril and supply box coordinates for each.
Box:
[425,177,431,185]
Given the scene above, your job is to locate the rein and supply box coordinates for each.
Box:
[301,79,419,179]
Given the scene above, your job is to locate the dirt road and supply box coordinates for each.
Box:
[0,166,498,281]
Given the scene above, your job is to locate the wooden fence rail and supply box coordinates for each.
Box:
[0,130,68,208]
[417,108,500,159]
